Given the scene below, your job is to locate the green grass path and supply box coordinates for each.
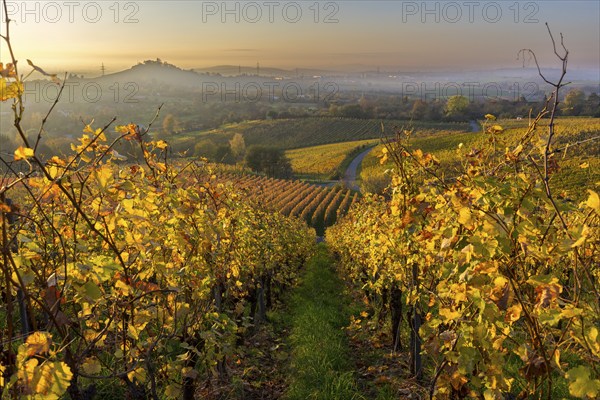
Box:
[283,245,364,400]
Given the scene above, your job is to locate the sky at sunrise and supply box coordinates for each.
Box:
[1,1,599,74]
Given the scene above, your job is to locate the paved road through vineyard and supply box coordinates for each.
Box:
[343,147,374,192]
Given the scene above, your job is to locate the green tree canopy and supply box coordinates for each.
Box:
[229,133,246,163]
[245,145,292,178]
[444,95,470,120]
[562,89,586,116]
[161,114,181,136]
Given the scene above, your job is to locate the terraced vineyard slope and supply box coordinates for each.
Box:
[213,172,358,235]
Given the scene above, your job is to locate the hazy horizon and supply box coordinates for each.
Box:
[1,1,598,76]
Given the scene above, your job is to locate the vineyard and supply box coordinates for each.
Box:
[361,117,600,198]
[210,171,359,236]
[0,54,371,395]
[328,111,600,398]
[170,117,470,153]
[2,8,600,399]
[285,139,378,180]
[0,121,320,398]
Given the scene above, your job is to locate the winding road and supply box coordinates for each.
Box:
[342,147,375,192]
[341,121,479,193]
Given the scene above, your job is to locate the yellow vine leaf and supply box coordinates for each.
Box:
[505,304,522,324]
[94,164,114,190]
[24,331,51,357]
[128,324,142,340]
[512,144,523,157]
[115,124,141,141]
[81,358,102,375]
[553,349,562,371]
[586,326,600,356]
[379,147,388,165]
[115,279,133,296]
[458,207,473,226]
[18,358,39,391]
[82,124,107,141]
[565,366,600,398]
[0,62,17,78]
[156,162,167,172]
[571,225,590,248]
[90,127,107,142]
[35,362,72,398]
[0,202,11,213]
[586,190,599,213]
[164,383,181,399]
[127,367,147,383]
[17,358,72,399]
[14,146,34,161]
[0,76,23,101]
[439,307,461,323]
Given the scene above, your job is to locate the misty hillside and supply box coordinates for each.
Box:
[194,65,336,77]
[89,60,327,88]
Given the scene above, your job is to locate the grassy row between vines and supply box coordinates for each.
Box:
[279,245,363,400]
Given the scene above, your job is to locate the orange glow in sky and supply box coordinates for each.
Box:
[1,1,598,74]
